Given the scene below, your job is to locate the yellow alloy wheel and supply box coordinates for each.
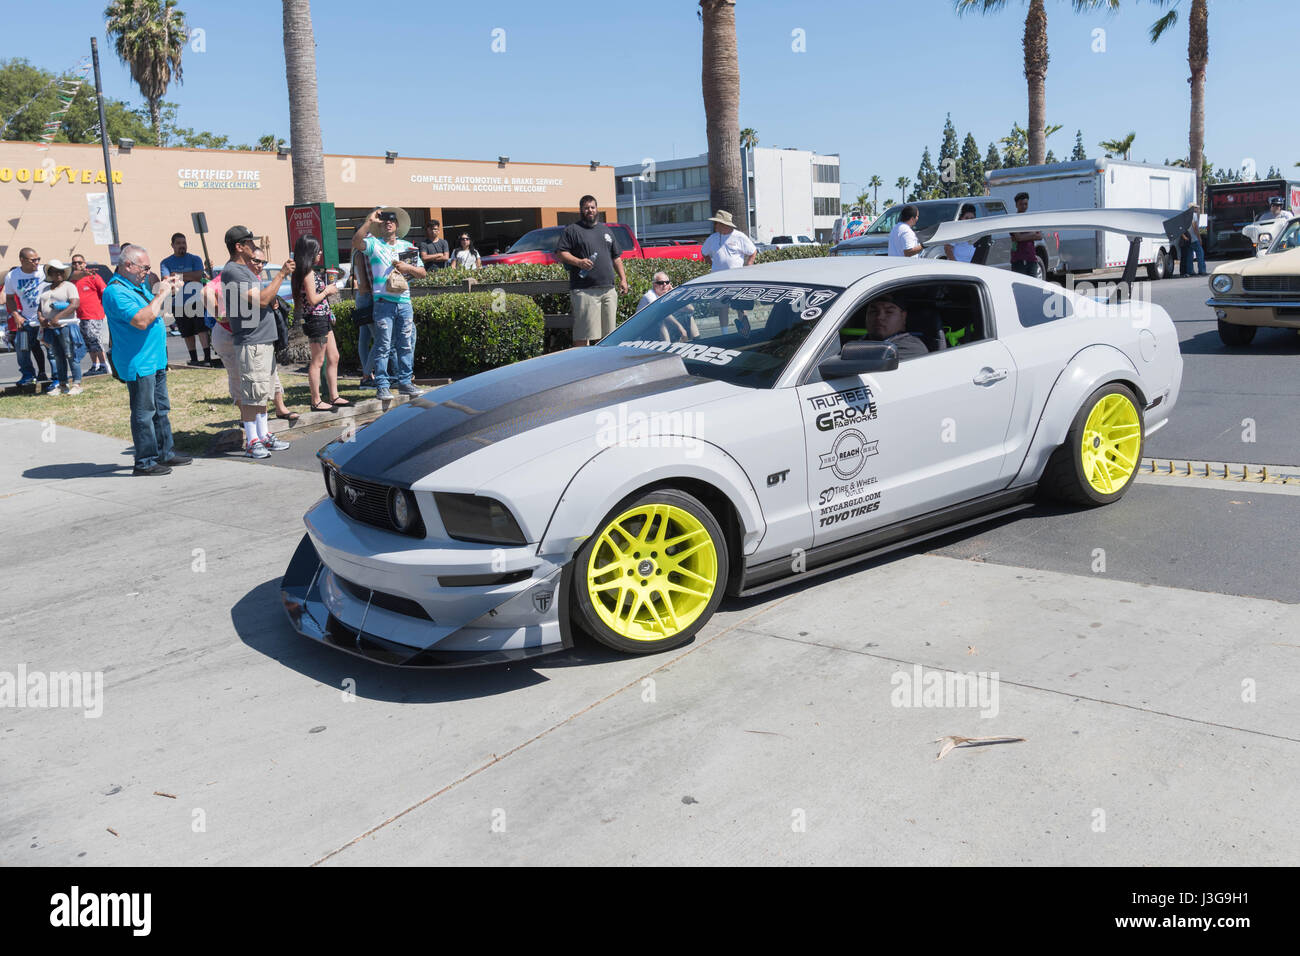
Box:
[585,503,719,642]
[1079,393,1142,494]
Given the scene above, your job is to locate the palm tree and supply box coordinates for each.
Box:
[868,174,883,210]
[854,191,871,215]
[1099,132,1136,160]
[104,0,187,146]
[1150,0,1208,207]
[255,133,286,151]
[740,127,758,149]
[895,176,910,202]
[282,0,328,204]
[954,1,1118,165]
[700,1,744,223]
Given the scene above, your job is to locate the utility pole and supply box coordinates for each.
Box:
[90,37,120,247]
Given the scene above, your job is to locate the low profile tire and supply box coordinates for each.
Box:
[1217,319,1257,347]
[573,489,728,655]
[1040,383,1144,507]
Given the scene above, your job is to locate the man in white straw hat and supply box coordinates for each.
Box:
[701,209,756,273]
[352,205,424,399]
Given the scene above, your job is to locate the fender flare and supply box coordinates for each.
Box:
[1013,344,1146,484]
[538,439,766,562]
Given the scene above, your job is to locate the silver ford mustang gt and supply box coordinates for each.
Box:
[282,213,1183,667]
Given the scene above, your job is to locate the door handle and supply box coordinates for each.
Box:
[973,367,1008,386]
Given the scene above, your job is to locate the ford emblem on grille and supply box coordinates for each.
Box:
[344,485,362,505]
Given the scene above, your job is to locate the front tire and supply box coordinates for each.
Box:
[573,489,728,655]
[1041,383,1144,507]
[1217,319,1256,347]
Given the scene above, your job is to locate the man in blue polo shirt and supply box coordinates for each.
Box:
[103,244,193,476]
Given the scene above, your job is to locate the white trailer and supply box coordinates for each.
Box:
[986,158,1196,280]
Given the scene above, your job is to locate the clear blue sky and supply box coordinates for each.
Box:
[3,0,1290,203]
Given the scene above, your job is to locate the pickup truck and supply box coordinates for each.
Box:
[480,223,703,267]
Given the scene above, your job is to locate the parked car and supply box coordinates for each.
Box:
[1240,205,1293,251]
[1206,215,1300,346]
[770,235,817,249]
[480,223,703,267]
[281,210,1182,668]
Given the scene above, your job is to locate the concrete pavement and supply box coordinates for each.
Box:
[2,418,1296,865]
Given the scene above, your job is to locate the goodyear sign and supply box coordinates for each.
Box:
[0,166,123,185]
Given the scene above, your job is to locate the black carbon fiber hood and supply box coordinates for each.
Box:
[320,347,707,487]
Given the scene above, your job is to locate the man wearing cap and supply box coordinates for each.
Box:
[556,196,630,347]
[352,206,425,398]
[1180,203,1207,278]
[221,226,294,459]
[103,244,192,475]
[701,210,757,273]
[864,294,928,358]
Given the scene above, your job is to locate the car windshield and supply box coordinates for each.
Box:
[771,236,793,244]
[506,227,563,253]
[866,202,961,234]
[1269,219,1300,252]
[599,281,845,389]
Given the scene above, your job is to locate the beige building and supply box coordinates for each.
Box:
[0,141,615,267]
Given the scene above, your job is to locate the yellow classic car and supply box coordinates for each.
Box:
[1207,216,1300,346]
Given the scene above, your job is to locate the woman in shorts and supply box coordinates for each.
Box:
[292,235,347,412]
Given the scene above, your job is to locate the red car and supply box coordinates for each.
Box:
[481,223,703,267]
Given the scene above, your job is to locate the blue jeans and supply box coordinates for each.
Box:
[1186,238,1206,276]
[125,369,175,469]
[42,324,85,385]
[371,297,414,389]
[14,326,38,380]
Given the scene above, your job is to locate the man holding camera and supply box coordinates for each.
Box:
[103,244,192,476]
[352,206,425,400]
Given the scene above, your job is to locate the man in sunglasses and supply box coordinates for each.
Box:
[221,225,294,460]
[4,247,49,386]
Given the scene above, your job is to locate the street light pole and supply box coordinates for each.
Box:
[90,37,120,248]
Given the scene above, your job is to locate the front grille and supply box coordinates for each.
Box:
[1243,276,1300,294]
[334,472,395,530]
[335,575,433,621]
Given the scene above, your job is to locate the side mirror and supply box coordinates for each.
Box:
[1256,238,1272,257]
[818,340,899,379]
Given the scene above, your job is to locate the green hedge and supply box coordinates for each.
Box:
[331,292,544,376]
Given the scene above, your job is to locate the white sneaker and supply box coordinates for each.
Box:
[245,439,271,459]
[263,435,290,451]
[65,384,83,395]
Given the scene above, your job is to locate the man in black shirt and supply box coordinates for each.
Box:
[555,195,630,346]
[417,220,449,270]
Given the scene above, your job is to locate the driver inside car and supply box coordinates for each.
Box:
[864,294,929,358]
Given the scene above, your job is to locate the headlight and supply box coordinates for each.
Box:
[434,493,527,545]
[322,463,336,498]
[389,488,418,533]
[1211,274,1232,294]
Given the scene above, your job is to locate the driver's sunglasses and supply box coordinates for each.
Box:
[252,258,267,266]
[654,279,670,286]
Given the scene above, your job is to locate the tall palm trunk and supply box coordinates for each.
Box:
[1023,0,1048,166]
[700,0,744,225]
[149,98,162,145]
[1188,0,1207,206]
[282,0,327,204]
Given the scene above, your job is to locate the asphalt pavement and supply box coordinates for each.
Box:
[2,265,1298,866]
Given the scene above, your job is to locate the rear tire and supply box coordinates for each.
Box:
[1040,383,1144,507]
[572,488,728,655]
[1217,319,1256,347]
[1146,252,1167,281]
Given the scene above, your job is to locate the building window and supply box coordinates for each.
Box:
[813,163,840,184]
[813,196,841,216]
[644,200,711,226]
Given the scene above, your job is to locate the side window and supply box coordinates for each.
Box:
[1012,281,1072,327]
[834,282,990,355]
[610,224,634,251]
[981,201,1008,217]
